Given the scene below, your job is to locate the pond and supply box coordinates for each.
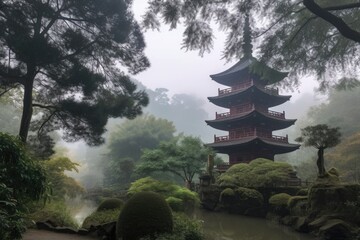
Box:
[197,210,315,240]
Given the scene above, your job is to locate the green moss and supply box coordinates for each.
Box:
[288,196,308,209]
[236,187,264,205]
[96,198,124,212]
[116,192,173,240]
[82,208,121,229]
[269,193,291,206]
[217,158,295,188]
[166,197,184,212]
[128,177,199,213]
[296,188,308,196]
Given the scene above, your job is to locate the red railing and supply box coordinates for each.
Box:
[214,132,288,143]
[217,80,279,96]
[218,80,253,95]
[215,108,285,120]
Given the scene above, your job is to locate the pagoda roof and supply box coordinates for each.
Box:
[207,136,300,154]
[208,85,291,108]
[205,110,296,131]
[210,57,288,87]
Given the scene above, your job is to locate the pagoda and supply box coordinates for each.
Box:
[206,14,299,165]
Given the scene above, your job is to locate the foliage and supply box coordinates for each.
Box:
[296,124,341,149]
[296,124,341,176]
[269,193,292,207]
[136,135,213,187]
[326,132,360,183]
[82,208,121,229]
[105,114,176,186]
[217,158,295,188]
[0,0,149,144]
[127,177,199,212]
[97,198,124,212]
[0,183,25,240]
[0,132,46,201]
[142,0,360,89]
[28,200,78,229]
[42,156,84,199]
[116,191,173,240]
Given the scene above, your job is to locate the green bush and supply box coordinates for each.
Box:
[268,193,291,216]
[296,188,308,196]
[128,177,199,212]
[28,201,78,228]
[0,133,46,239]
[97,198,124,212]
[116,192,173,240]
[217,158,295,188]
[269,193,291,206]
[82,208,121,229]
[166,197,184,212]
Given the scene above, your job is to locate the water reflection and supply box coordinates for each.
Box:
[197,210,315,240]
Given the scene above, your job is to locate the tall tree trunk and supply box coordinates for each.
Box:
[19,69,35,143]
[317,147,326,177]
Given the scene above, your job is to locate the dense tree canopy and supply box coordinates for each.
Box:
[0,0,149,145]
[136,135,213,188]
[104,114,176,186]
[143,0,360,89]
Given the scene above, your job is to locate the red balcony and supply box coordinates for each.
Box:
[215,107,285,120]
[214,130,288,143]
[217,80,279,96]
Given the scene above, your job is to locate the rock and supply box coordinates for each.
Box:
[36,221,54,231]
[53,227,78,234]
[293,216,309,233]
[318,219,355,240]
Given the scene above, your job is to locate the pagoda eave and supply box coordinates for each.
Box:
[210,58,288,86]
[205,111,296,131]
[208,86,291,108]
[206,137,300,154]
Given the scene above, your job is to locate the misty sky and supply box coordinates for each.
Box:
[131,1,322,116]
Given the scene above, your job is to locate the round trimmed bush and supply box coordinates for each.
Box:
[116,191,173,240]
[269,193,291,216]
[97,198,124,212]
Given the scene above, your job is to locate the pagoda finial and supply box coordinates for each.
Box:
[242,12,253,59]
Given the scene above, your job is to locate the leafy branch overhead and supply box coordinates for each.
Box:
[143,0,360,88]
[0,0,150,145]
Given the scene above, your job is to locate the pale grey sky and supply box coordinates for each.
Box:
[131,1,320,113]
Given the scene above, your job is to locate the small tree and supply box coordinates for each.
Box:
[295,124,341,177]
[136,135,213,189]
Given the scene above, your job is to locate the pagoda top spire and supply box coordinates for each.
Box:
[242,12,253,59]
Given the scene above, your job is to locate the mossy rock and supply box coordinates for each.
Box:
[328,167,340,177]
[318,219,355,240]
[268,193,291,217]
[82,208,121,229]
[97,198,124,212]
[116,192,173,240]
[288,196,308,216]
[296,188,308,196]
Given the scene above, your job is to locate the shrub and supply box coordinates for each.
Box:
[82,208,121,229]
[296,188,308,196]
[0,133,46,239]
[128,177,199,212]
[217,158,295,188]
[268,193,291,216]
[166,197,184,212]
[236,187,264,206]
[28,201,78,229]
[116,192,173,240]
[97,198,124,212]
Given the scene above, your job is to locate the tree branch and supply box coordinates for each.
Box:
[303,0,360,43]
[33,103,58,110]
[324,2,360,11]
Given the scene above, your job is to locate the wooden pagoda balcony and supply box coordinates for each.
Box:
[217,79,279,96]
[215,104,285,120]
[214,130,289,144]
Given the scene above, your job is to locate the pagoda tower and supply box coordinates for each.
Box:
[206,14,299,165]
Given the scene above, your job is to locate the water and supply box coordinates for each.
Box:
[197,210,315,240]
